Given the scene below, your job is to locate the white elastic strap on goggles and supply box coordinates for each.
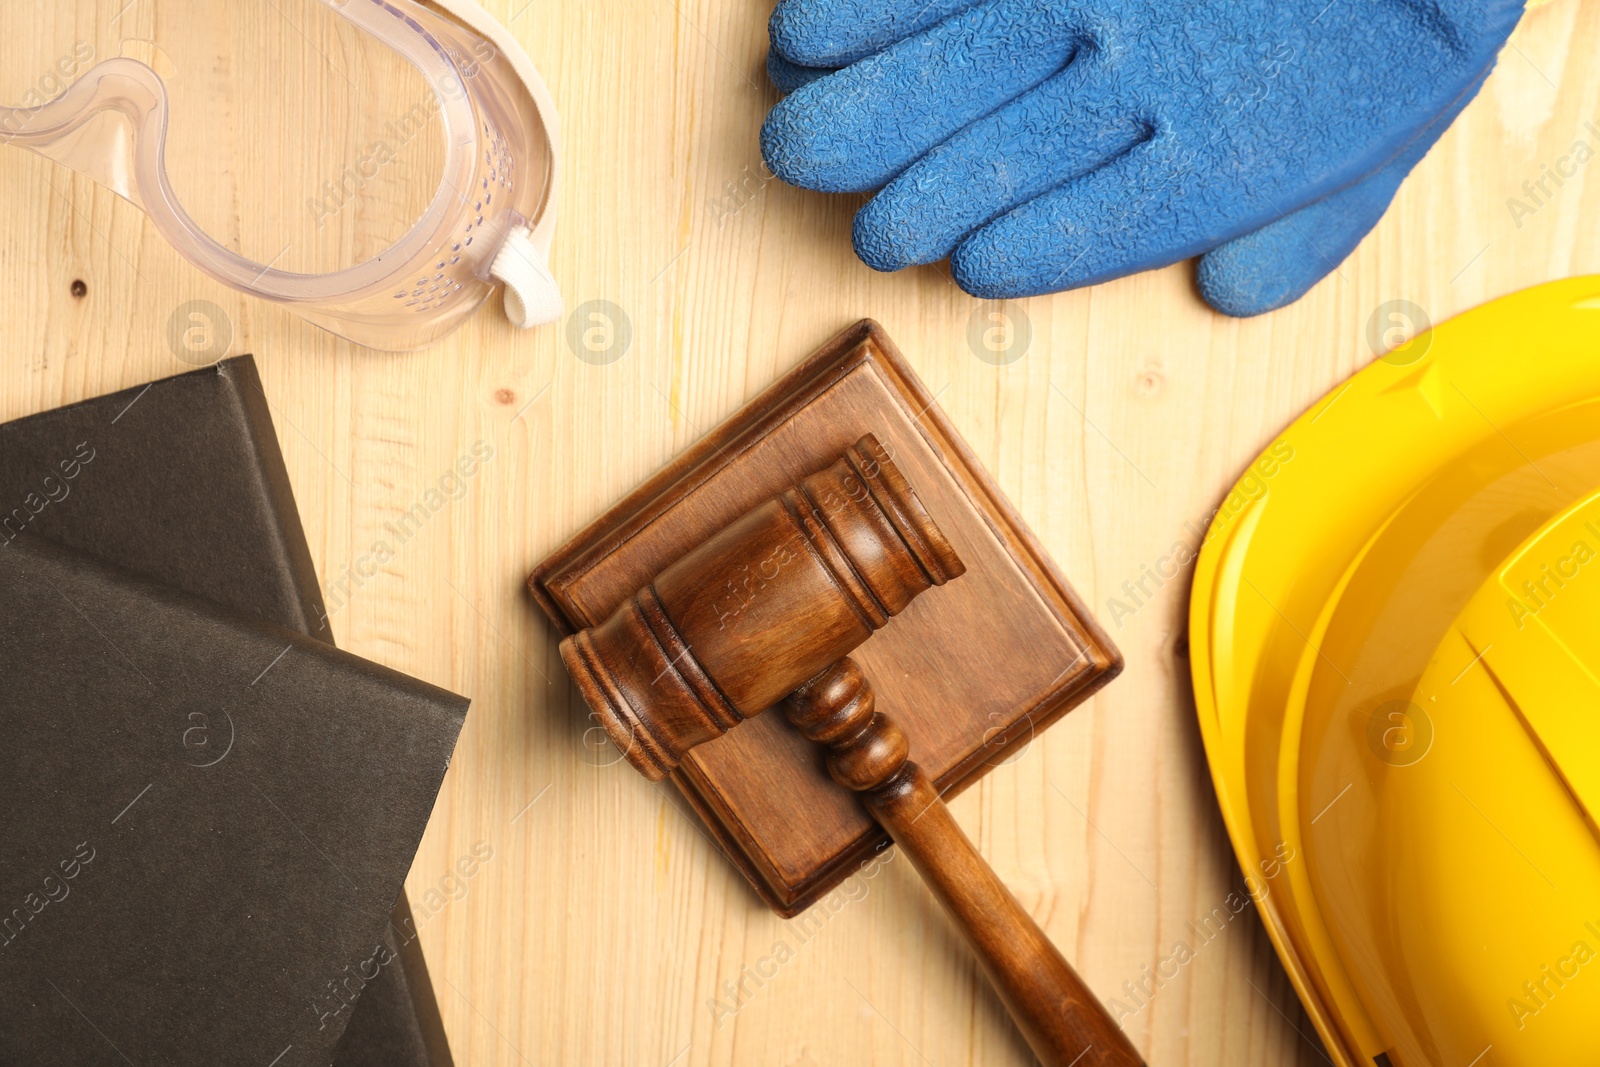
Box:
[433,0,564,329]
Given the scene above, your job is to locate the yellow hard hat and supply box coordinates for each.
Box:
[1190,277,1600,1066]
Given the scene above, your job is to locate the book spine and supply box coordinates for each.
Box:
[222,357,453,1067]
[219,357,334,646]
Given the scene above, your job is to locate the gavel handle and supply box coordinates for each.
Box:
[786,659,1145,1067]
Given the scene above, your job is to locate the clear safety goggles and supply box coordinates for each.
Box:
[0,0,560,351]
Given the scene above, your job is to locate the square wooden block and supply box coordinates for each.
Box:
[529,321,1120,916]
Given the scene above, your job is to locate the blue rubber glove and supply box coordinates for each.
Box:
[761,0,1523,315]
[1197,68,1490,315]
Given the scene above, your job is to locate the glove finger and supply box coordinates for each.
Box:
[1195,181,1403,317]
[762,1,1086,194]
[770,0,981,68]
[951,139,1209,298]
[1197,69,1491,317]
[767,50,838,95]
[853,66,1145,272]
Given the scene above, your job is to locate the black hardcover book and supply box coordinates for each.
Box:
[0,535,466,1066]
[0,358,455,1066]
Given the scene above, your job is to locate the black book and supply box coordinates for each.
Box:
[0,358,456,1066]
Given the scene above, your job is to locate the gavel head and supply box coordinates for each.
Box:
[560,434,965,781]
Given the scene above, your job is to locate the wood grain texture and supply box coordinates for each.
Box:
[1,1,1596,1064]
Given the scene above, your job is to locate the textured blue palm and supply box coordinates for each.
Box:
[761,0,1522,314]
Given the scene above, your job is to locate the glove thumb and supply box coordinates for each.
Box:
[1198,71,1489,317]
[1196,168,1406,317]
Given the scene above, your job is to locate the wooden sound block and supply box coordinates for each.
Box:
[528,321,1121,916]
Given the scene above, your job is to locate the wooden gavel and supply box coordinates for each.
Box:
[560,434,1144,1067]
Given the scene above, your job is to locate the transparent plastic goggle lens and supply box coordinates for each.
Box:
[0,0,558,350]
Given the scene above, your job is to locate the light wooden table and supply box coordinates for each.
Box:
[3,2,1596,1064]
